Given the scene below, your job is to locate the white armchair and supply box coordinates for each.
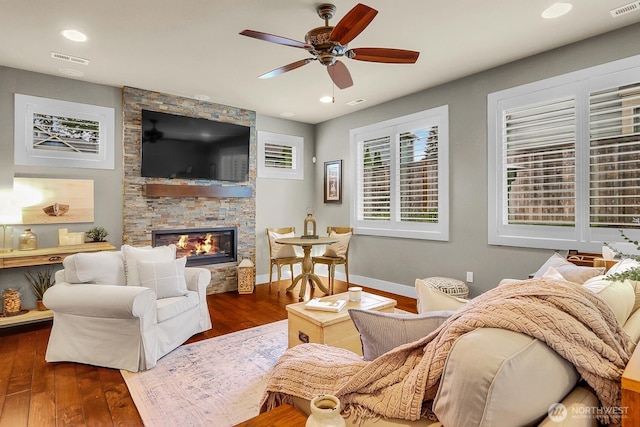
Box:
[43,247,212,372]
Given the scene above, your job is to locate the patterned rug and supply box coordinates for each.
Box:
[121,320,288,426]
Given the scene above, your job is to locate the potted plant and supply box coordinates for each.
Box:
[86,226,109,242]
[25,268,54,311]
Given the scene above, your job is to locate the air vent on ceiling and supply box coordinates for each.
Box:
[347,98,367,106]
[50,51,90,65]
[610,1,640,17]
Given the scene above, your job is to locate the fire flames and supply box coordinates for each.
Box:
[176,233,217,256]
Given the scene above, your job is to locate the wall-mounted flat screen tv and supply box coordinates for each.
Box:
[141,109,250,182]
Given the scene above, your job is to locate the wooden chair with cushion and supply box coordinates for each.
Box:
[312,226,353,295]
[266,227,303,292]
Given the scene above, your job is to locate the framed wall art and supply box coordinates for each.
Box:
[14,94,115,170]
[324,160,342,204]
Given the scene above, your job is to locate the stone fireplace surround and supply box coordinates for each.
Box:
[122,86,256,293]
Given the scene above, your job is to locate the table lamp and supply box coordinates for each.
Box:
[0,197,22,253]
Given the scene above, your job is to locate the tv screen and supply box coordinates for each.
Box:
[141,109,250,182]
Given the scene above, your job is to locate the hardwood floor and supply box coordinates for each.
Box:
[0,279,417,426]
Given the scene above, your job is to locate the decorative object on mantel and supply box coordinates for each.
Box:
[86,226,109,242]
[18,228,37,251]
[302,207,318,239]
[306,394,346,427]
[2,288,24,316]
[237,258,255,294]
[58,228,85,246]
[25,268,54,310]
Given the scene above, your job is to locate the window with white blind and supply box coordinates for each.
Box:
[351,106,449,240]
[488,55,640,251]
[257,131,303,180]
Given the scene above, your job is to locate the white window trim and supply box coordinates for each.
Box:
[257,131,303,180]
[488,54,640,252]
[350,106,449,241]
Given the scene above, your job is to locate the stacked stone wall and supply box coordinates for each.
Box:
[122,86,256,293]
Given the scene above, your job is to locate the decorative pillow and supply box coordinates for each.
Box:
[541,266,567,281]
[136,256,188,299]
[267,231,297,259]
[349,308,454,361]
[606,257,640,275]
[323,232,352,259]
[415,278,468,314]
[63,251,126,285]
[433,328,579,427]
[122,244,177,286]
[582,277,635,325]
[533,253,604,284]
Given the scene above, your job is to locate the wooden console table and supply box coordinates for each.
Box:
[0,242,115,269]
[234,404,307,426]
[0,242,116,327]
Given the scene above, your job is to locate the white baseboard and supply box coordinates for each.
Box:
[256,270,416,299]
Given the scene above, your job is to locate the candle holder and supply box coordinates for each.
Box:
[302,207,318,239]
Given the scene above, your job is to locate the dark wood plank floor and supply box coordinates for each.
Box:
[0,279,416,426]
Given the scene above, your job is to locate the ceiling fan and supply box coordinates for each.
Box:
[144,119,164,143]
[239,3,419,89]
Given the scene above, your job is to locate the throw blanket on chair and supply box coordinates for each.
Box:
[262,279,636,425]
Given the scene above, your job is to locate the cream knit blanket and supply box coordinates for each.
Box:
[262,279,636,425]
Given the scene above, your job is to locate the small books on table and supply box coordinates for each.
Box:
[305,298,347,312]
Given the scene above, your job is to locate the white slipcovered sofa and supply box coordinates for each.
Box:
[282,254,640,427]
[43,245,212,372]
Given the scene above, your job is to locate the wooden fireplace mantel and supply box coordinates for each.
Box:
[143,184,252,198]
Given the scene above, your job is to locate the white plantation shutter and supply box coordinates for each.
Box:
[398,126,439,223]
[359,134,391,221]
[257,131,303,180]
[589,84,640,228]
[488,54,640,251]
[503,97,576,226]
[352,106,449,241]
[264,143,295,169]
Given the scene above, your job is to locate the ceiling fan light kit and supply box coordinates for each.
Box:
[240,3,419,89]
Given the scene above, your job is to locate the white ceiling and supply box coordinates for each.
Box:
[1,1,639,124]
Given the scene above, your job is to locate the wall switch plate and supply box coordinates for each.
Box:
[466,271,474,283]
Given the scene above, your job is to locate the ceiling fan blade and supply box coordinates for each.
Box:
[240,29,311,49]
[258,58,314,80]
[347,48,420,64]
[327,60,353,89]
[330,3,378,45]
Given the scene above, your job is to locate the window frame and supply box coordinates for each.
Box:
[488,54,640,252]
[257,131,304,180]
[350,106,449,241]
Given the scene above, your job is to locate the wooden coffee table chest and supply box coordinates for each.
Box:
[286,291,397,355]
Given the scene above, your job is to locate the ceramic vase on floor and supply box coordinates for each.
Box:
[306,394,345,427]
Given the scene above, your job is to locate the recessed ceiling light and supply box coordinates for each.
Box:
[541,3,573,19]
[58,68,84,77]
[61,29,88,42]
[319,96,333,104]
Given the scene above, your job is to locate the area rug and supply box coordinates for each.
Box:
[121,320,288,426]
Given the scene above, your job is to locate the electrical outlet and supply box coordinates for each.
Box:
[466,271,474,283]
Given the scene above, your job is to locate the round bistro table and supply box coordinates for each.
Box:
[275,236,338,301]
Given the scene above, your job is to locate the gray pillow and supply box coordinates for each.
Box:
[348,309,454,361]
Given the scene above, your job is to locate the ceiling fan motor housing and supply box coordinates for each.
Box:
[305,26,346,66]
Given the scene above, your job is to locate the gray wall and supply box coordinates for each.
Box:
[0,67,123,307]
[313,23,640,297]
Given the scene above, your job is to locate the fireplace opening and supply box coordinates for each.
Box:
[152,227,237,266]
